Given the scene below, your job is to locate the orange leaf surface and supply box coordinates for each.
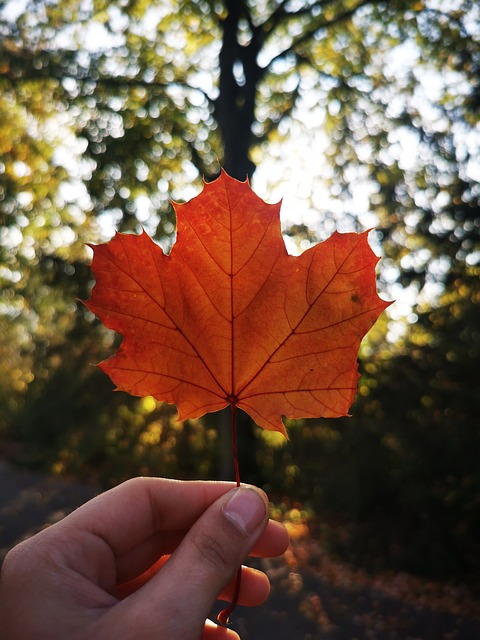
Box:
[86,171,389,436]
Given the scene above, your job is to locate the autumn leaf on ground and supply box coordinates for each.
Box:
[86,171,389,437]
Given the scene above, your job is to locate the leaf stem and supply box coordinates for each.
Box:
[217,567,242,627]
[231,403,240,488]
[217,403,242,626]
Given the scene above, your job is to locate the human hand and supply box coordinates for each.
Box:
[0,477,289,640]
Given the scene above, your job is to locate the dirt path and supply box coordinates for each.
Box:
[1,459,479,639]
[0,458,97,561]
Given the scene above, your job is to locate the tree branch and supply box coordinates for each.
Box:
[0,48,215,107]
[264,0,380,70]
[262,0,338,33]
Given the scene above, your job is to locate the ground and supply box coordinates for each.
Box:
[1,458,479,640]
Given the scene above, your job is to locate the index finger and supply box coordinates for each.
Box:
[57,477,261,556]
[114,517,289,584]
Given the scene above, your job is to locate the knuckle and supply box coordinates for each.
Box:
[192,529,231,571]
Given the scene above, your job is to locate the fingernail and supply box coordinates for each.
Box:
[222,488,267,536]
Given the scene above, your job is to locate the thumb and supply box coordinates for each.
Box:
[126,486,268,639]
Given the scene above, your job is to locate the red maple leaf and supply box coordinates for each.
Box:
[86,171,388,437]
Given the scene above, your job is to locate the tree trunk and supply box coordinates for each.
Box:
[218,408,234,481]
[214,0,263,181]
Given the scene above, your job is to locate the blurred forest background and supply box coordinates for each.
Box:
[0,0,479,586]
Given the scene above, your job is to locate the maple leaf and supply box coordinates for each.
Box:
[86,171,389,437]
